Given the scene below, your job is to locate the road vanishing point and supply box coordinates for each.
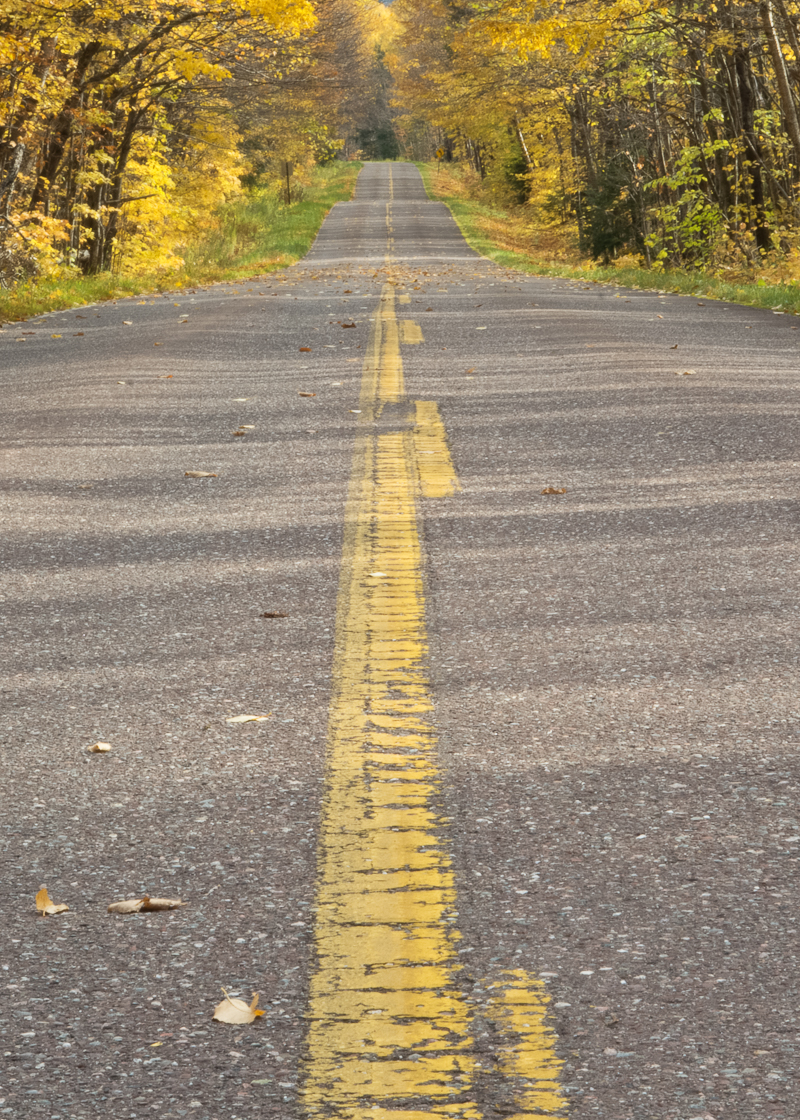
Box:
[2,162,799,1119]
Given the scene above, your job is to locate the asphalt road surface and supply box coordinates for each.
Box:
[2,161,799,1120]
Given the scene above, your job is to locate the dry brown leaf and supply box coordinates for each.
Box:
[185,471,217,478]
[541,487,567,495]
[676,369,696,376]
[141,897,187,911]
[298,391,316,397]
[342,322,356,328]
[232,430,247,437]
[225,714,271,724]
[261,612,288,619]
[36,887,69,916]
[213,990,265,1025]
[669,344,678,349]
[108,898,146,914]
[87,741,112,753]
[299,347,311,352]
[73,332,84,337]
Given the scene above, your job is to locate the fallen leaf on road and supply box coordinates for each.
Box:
[141,897,187,911]
[158,374,173,379]
[676,369,696,376]
[185,471,217,478]
[342,322,356,328]
[51,334,62,338]
[73,332,84,336]
[425,307,433,311]
[213,990,265,1025]
[541,487,567,495]
[239,425,255,429]
[299,347,311,352]
[298,391,316,397]
[225,714,271,724]
[475,326,487,330]
[122,321,133,325]
[87,741,112,753]
[465,368,475,373]
[108,895,186,914]
[36,887,69,916]
[108,898,145,914]
[349,409,361,414]
[261,612,288,618]
[232,430,247,437]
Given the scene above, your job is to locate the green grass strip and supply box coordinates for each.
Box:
[0,161,362,323]
[417,161,800,315]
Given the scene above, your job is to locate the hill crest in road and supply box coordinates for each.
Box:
[303,161,479,265]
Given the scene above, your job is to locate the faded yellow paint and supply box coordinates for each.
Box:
[301,281,566,1120]
[413,400,461,498]
[401,319,424,344]
[484,971,566,1119]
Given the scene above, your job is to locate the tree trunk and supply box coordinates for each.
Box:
[735,49,771,252]
[761,0,800,167]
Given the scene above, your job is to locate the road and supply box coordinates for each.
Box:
[1,161,799,1120]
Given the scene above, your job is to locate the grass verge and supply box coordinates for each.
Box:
[0,161,362,323]
[418,161,800,315]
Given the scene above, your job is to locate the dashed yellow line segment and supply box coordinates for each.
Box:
[301,278,566,1119]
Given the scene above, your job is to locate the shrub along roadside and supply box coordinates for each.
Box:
[417,162,800,316]
[0,162,362,324]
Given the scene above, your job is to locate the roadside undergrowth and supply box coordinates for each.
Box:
[0,161,362,323]
[418,161,800,315]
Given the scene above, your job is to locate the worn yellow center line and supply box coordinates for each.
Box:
[301,280,566,1119]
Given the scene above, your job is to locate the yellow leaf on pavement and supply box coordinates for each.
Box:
[541,487,567,495]
[108,898,145,914]
[36,887,69,916]
[87,741,112,753]
[225,714,271,724]
[108,895,186,913]
[213,990,265,1025]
